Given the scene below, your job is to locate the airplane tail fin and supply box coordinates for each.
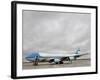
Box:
[75,48,80,54]
[74,48,80,60]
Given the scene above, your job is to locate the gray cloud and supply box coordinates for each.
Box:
[22,10,91,53]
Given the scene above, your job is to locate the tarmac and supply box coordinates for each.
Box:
[23,59,90,69]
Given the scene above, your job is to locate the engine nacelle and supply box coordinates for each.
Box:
[49,58,63,64]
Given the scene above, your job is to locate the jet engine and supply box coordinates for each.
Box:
[49,58,63,64]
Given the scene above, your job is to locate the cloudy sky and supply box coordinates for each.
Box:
[22,10,91,53]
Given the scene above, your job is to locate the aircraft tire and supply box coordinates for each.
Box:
[59,61,63,64]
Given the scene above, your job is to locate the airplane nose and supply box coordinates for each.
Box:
[25,52,40,61]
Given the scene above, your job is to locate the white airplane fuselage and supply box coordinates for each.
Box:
[25,49,88,65]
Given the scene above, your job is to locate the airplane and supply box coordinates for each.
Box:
[25,48,88,65]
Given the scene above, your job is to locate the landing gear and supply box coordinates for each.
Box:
[33,60,38,66]
[66,57,70,61]
[59,61,63,64]
[65,57,72,64]
[61,57,72,63]
[55,61,64,64]
[55,62,59,64]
